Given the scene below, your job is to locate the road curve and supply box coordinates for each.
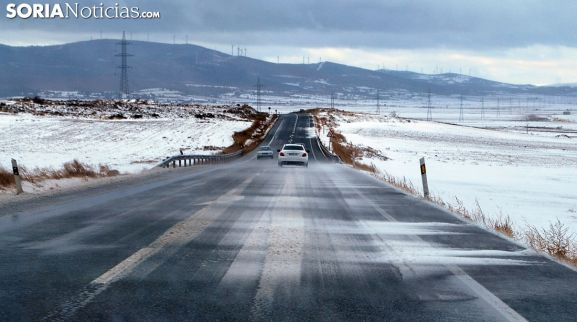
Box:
[0,113,576,321]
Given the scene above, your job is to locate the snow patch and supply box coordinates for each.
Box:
[0,113,251,174]
[326,111,577,234]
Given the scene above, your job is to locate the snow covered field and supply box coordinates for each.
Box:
[319,110,577,234]
[0,112,250,174]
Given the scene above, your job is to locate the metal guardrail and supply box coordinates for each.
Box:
[316,136,341,163]
[156,150,243,169]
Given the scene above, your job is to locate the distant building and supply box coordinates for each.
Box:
[563,109,571,115]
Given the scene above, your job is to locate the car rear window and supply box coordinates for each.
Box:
[260,146,271,150]
[284,145,304,150]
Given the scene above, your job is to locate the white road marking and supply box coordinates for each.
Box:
[344,178,528,322]
[266,118,284,146]
[449,266,528,322]
[43,176,255,322]
[288,114,299,143]
[310,115,328,159]
[308,137,317,161]
[307,115,320,160]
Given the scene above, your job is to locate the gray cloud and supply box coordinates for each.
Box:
[1,0,577,49]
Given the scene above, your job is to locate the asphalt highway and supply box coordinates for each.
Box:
[1,113,577,321]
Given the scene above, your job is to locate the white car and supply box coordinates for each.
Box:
[256,145,274,159]
[278,144,309,167]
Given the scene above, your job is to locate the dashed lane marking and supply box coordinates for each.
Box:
[42,176,256,322]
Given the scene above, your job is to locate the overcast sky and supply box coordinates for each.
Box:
[2,0,577,85]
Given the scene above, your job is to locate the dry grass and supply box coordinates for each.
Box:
[492,215,515,238]
[310,108,387,173]
[416,184,577,266]
[525,220,577,264]
[328,128,387,173]
[317,107,577,268]
[379,172,419,195]
[1,160,120,189]
[400,177,577,266]
[0,167,15,187]
[223,113,278,155]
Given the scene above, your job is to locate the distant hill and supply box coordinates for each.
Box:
[0,40,576,99]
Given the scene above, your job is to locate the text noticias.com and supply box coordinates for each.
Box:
[6,3,161,19]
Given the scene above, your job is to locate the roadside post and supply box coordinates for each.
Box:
[11,159,23,195]
[419,157,429,199]
[327,128,334,152]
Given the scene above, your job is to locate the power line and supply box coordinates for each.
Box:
[116,31,132,98]
[255,77,262,112]
[426,90,432,121]
[481,96,485,120]
[330,92,335,109]
[376,89,381,114]
[459,95,464,122]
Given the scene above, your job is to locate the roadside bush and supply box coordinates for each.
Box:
[98,164,120,177]
[491,215,515,238]
[525,220,576,260]
[62,160,98,178]
[5,160,120,187]
[0,167,15,187]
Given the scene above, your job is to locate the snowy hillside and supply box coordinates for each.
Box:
[2,40,577,99]
[0,101,253,174]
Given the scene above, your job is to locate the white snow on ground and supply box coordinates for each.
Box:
[322,111,577,234]
[319,219,533,266]
[0,113,250,174]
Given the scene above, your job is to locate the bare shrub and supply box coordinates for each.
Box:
[429,195,447,208]
[446,197,472,221]
[62,160,97,178]
[490,215,515,238]
[525,220,576,260]
[379,172,419,195]
[525,225,547,253]
[98,165,120,177]
[0,167,15,187]
[470,200,489,227]
[6,160,120,188]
